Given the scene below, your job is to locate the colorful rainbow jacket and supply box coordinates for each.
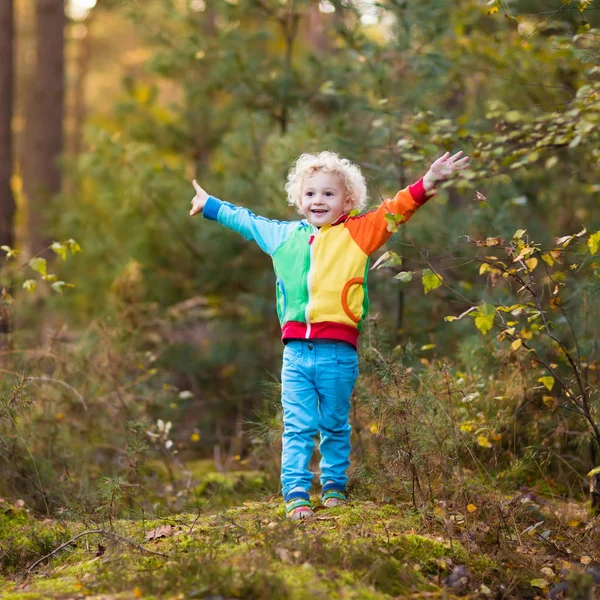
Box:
[202,178,434,348]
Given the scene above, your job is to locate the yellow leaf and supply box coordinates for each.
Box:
[460,423,474,432]
[525,257,538,270]
[479,263,492,275]
[588,231,600,255]
[369,423,379,434]
[190,433,200,442]
[511,339,522,350]
[133,588,143,599]
[467,503,477,513]
[538,376,554,391]
[488,6,499,14]
[580,556,592,565]
[477,435,492,448]
[568,519,580,528]
[543,396,554,408]
[541,253,554,266]
[491,432,502,441]
[513,228,526,239]
[521,329,532,340]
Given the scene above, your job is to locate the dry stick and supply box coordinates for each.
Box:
[26,528,169,573]
[513,251,600,450]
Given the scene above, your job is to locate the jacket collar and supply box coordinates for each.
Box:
[301,212,350,229]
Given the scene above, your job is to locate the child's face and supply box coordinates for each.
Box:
[299,170,353,227]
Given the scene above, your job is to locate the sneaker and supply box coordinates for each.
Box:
[322,489,348,508]
[285,498,314,520]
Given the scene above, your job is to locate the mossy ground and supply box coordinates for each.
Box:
[1,484,599,599]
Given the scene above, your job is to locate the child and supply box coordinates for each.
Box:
[189,150,469,519]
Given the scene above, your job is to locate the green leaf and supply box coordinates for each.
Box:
[530,579,548,589]
[422,269,443,294]
[474,303,495,335]
[505,110,522,123]
[51,281,75,295]
[588,231,600,255]
[1,245,18,258]
[371,250,402,270]
[513,229,526,239]
[394,271,413,282]
[23,279,36,293]
[29,257,47,276]
[67,238,82,254]
[588,466,600,477]
[384,213,404,233]
[51,242,67,261]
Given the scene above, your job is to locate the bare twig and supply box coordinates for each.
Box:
[26,528,170,573]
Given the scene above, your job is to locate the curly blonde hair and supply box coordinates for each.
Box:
[285,151,368,213]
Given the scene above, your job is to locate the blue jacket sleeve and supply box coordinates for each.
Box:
[202,196,298,256]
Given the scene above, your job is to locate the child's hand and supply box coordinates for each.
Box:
[423,151,470,191]
[190,180,209,216]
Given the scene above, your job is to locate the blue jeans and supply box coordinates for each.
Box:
[280,339,359,502]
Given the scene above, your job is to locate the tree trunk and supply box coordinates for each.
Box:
[25,0,65,256]
[0,0,16,248]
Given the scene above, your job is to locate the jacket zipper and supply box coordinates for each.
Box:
[305,225,319,338]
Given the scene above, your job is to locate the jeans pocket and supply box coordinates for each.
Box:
[335,344,358,378]
[283,343,303,368]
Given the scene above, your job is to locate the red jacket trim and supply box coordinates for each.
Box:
[282,321,359,349]
[409,177,435,206]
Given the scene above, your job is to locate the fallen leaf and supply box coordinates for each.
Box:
[145,525,174,541]
[467,504,477,513]
[540,566,555,578]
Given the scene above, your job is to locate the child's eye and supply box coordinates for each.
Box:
[326,191,333,196]
[306,191,314,197]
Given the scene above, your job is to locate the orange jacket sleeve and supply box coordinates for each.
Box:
[344,177,436,256]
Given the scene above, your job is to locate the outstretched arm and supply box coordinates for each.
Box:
[189,180,297,256]
[345,151,470,256]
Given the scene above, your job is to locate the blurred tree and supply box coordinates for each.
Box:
[0,0,16,248]
[24,0,66,256]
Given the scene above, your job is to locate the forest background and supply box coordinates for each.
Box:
[0,0,600,598]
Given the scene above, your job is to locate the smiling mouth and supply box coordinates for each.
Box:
[311,208,328,214]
